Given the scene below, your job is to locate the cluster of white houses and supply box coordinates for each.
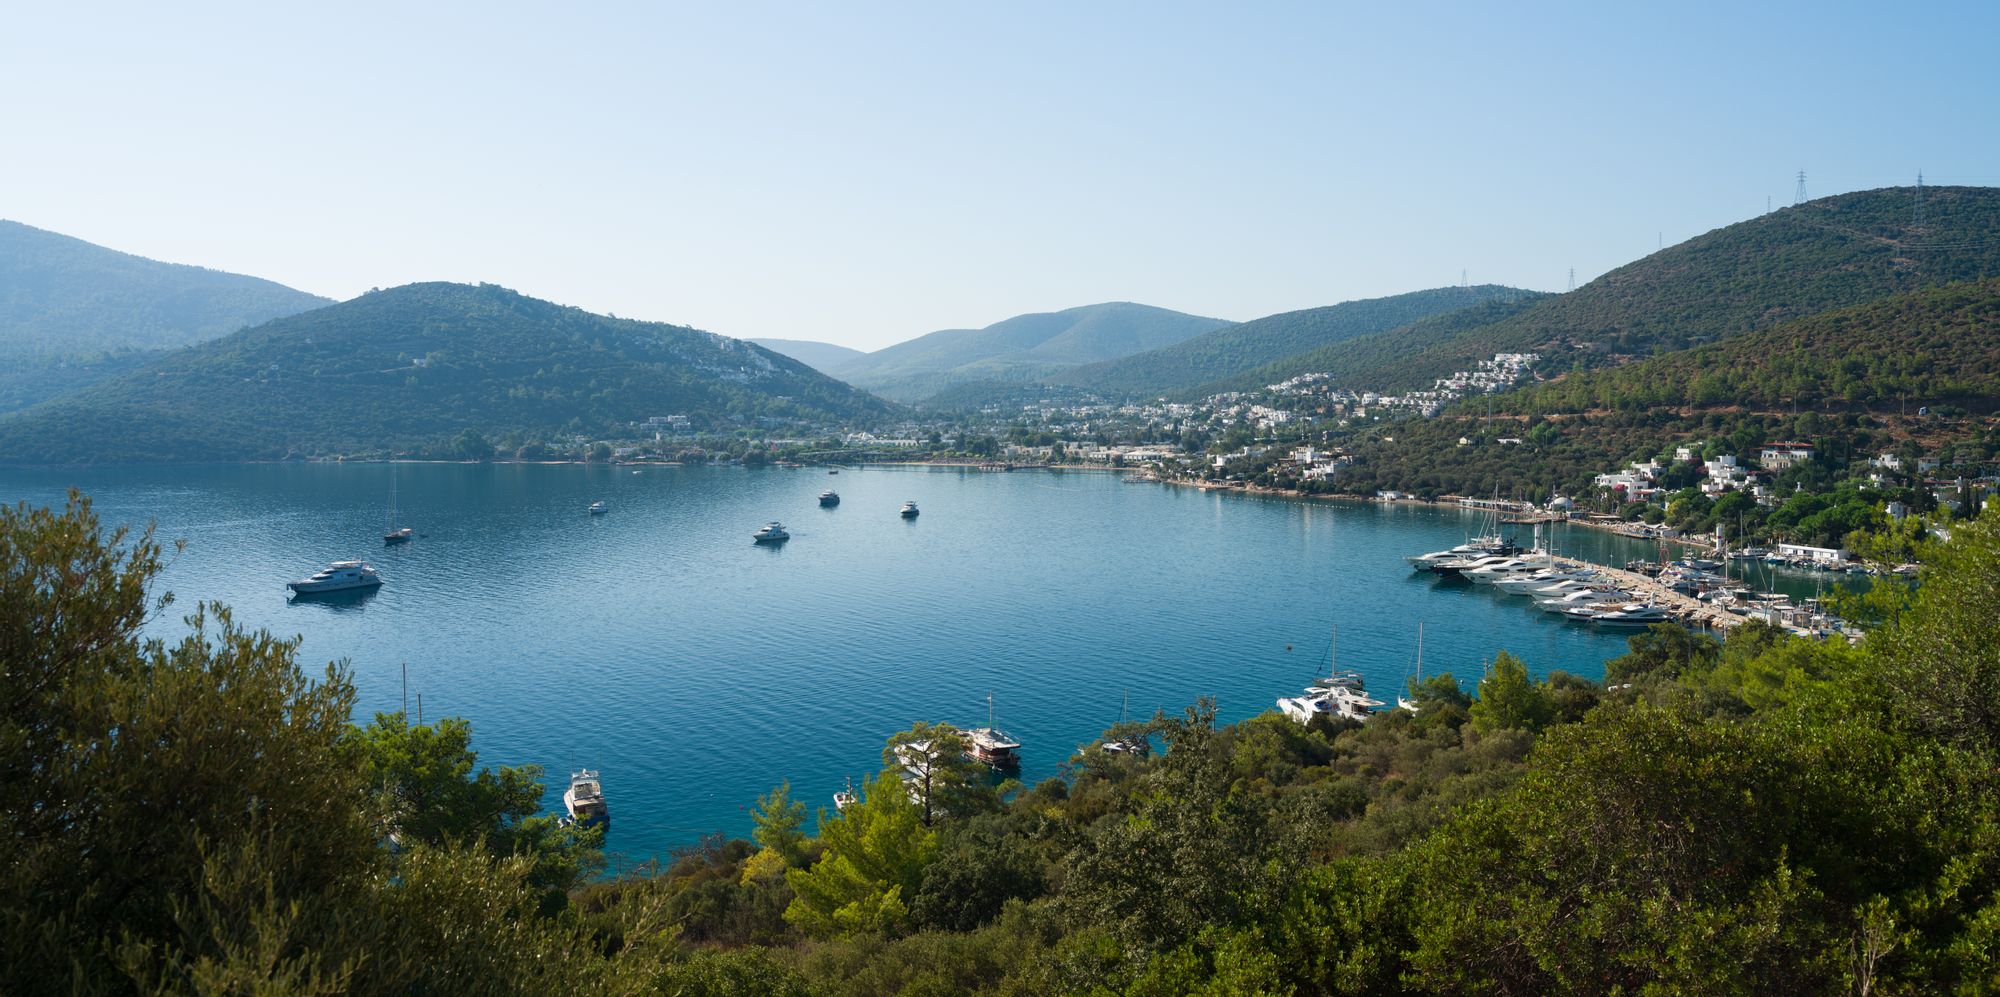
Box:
[1261,352,1542,419]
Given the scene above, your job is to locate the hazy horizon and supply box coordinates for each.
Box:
[7,2,1998,351]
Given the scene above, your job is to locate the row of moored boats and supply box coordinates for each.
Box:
[1406,535,1675,627]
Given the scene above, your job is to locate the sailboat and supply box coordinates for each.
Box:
[1397,622,1423,713]
[383,465,413,544]
[1102,690,1148,755]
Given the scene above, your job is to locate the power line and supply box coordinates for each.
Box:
[1566,267,1576,292]
[1794,169,1808,206]
[1914,169,1926,229]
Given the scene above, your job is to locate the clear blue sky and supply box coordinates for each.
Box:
[6,2,1997,350]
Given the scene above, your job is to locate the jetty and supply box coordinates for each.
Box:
[1544,554,1744,631]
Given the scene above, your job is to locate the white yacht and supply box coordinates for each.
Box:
[1588,603,1674,628]
[1404,536,1517,572]
[287,560,383,594]
[1519,578,1604,600]
[1461,555,1557,584]
[1492,568,1598,595]
[967,693,1021,767]
[1537,587,1632,613]
[819,489,840,507]
[1430,553,1519,577]
[753,521,790,543]
[588,501,609,515]
[899,500,920,518]
[563,769,609,828]
[833,777,858,813]
[1278,669,1384,725]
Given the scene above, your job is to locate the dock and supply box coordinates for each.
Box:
[1545,555,1744,631]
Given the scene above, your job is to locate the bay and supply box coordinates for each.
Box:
[0,462,1824,865]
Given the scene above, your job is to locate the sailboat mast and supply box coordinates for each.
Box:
[1416,621,1424,681]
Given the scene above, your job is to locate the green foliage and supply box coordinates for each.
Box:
[753,780,812,867]
[881,721,995,826]
[784,772,939,938]
[1467,651,1555,733]
[0,282,896,462]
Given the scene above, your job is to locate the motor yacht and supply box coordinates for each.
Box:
[1404,536,1518,572]
[819,489,840,507]
[563,769,609,828]
[1536,587,1632,613]
[287,560,384,594]
[588,501,609,515]
[900,500,919,518]
[753,521,790,543]
[1492,568,1598,595]
[1585,603,1675,628]
[1461,555,1557,584]
[1430,553,1520,577]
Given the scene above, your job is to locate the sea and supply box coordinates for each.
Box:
[0,462,1838,866]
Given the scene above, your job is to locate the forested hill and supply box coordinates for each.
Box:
[1209,185,2000,397]
[1056,285,1538,397]
[1194,293,1553,396]
[0,282,894,463]
[831,302,1233,402]
[0,220,330,360]
[1497,277,2000,416]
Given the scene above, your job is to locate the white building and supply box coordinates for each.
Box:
[1777,542,1848,565]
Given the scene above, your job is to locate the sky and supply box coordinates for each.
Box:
[6,2,1999,351]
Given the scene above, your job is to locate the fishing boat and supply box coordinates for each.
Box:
[287,560,384,594]
[967,693,1021,768]
[563,769,609,828]
[383,465,412,544]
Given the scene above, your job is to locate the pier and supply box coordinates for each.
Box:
[1544,555,1745,631]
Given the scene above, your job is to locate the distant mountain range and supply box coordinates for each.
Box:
[823,302,1234,402]
[0,283,893,463]
[749,338,868,373]
[1055,286,1538,398]
[0,220,329,359]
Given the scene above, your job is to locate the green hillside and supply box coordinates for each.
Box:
[1058,285,1537,397]
[1215,186,2000,397]
[834,302,1233,402]
[1507,277,2000,415]
[0,282,894,463]
[0,220,330,360]
[1196,293,1552,395]
[749,338,867,373]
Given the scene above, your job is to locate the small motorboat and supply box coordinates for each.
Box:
[833,777,858,813]
[900,500,919,518]
[563,769,609,828]
[819,490,840,507]
[588,501,609,515]
[287,560,384,594]
[753,521,790,543]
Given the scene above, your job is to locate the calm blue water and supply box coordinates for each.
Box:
[0,463,1820,863]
